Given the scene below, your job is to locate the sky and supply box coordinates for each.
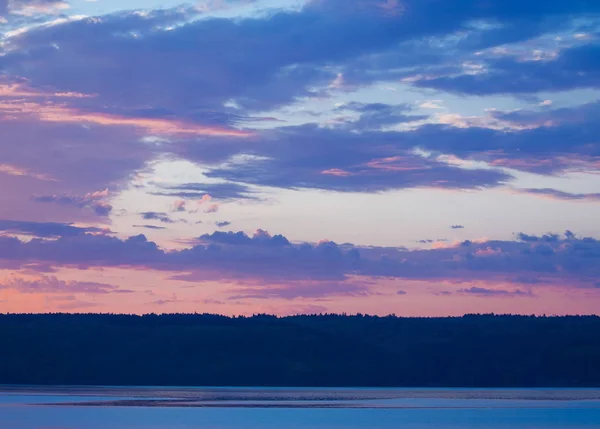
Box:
[1,0,600,316]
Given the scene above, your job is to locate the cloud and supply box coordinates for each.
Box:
[0,275,126,294]
[1,0,67,18]
[414,43,600,96]
[388,101,600,176]
[199,124,512,193]
[0,108,159,223]
[133,224,167,230]
[215,221,232,228]
[2,2,598,204]
[2,0,600,305]
[515,188,600,202]
[172,200,187,212]
[140,212,175,224]
[0,220,105,237]
[169,97,593,192]
[451,225,465,229]
[0,227,599,292]
[3,0,596,119]
[151,299,177,305]
[334,102,427,129]
[458,286,534,298]
[56,300,100,310]
[195,0,257,13]
[396,290,407,295]
[198,229,291,247]
[32,189,113,217]
[153,182,257,200]
[417,239,448,244]
[0,163,54,181]
[149,293,179,305]
[204,203,220,214]
[227,280,369,300]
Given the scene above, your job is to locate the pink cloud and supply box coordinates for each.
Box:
[0,274,127,294]
[0,99,252,137]
[321,168,352,177]
[0,163,55,181]
[172,200,187,212]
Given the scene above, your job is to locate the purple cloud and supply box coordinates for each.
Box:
[198,230,291,247]
[197,124,512,192]
[458,287,535,298]
[140,212,175,224]
[3,0,596,118]
[1,2,597,201]
[1,0,66,18]
[0,220,105,237]
[32,189,113,217]
[0,226,599,292]
[516,188,600,202]
[227,280,369,300]
[414,43,600,96]
[334,102,428,129]
[1,0,600,308]
[152,182,257,201]
[0,275,126,295]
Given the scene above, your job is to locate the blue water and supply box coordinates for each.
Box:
[1,387,600,428]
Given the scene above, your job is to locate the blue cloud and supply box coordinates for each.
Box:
[415,43,600,95]
[140,212,175,224]
[0,220,105,237]
[0,227,599,291]
[458,286,534,298]
[200,124,512,192]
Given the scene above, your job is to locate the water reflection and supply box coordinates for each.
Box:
[1,387,600,429]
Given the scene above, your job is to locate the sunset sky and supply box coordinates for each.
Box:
[1,0,600,315]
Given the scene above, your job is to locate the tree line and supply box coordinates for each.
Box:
[0,313,598,387]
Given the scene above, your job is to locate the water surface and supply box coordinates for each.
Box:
[1,387,599,428]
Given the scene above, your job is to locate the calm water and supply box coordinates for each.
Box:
[1,387,600,428]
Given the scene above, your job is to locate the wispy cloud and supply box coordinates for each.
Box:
[514,188,600,202]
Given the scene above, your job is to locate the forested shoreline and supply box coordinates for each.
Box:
[1,313,599,387]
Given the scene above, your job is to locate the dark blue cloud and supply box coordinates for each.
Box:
[334,102,428,129]
[0,220,105,237]
[2,0,598,119]
[0,275,126,295]
[415,43,600,95]
[140,212,175,224]
[199,230,291,247]
[395,100,600,175]
[0,228,598,290]
[1,0,599,214]
[152,182,257,200]
[32,193,113,217]
[516,232,560,243]
[517,188,600,202]
[173,99,600,189]
[198,124,512,192]
[458,286,534,297]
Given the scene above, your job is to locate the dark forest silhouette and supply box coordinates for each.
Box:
[1,313,599,387]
